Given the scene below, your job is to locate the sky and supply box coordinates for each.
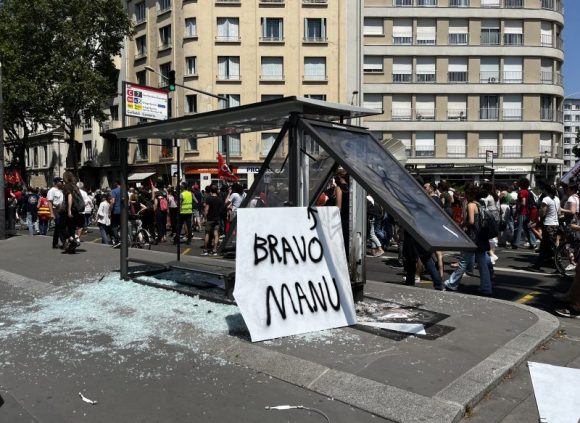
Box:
[564,0,580,96]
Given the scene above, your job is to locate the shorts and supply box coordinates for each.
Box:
[205,220,220,233]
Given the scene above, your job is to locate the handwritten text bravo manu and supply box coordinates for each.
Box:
[253,233,341,326]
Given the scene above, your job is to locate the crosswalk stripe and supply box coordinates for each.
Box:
[515,291,541,304]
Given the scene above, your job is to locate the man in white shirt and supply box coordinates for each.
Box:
[47,177,64,249]
[529,184,560,272]
[77,181,92,237]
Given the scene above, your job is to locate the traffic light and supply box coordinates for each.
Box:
[168,70,176,92]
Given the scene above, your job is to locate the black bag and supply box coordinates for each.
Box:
[72,189,85,213]
[478,204,499,239]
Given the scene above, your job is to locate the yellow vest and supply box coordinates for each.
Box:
[180,190,193,214]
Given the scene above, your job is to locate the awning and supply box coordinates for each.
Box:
[128,172,156,181]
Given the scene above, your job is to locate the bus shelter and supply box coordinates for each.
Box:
[108,96,475,300]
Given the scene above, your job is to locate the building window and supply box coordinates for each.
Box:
[392,57,412,82]
[480,57,500,83]
[503,57,523,83]
[159,25,172,49]
[505,0,523,8]
[393,19,412,45]
[415,132,435,157]
[417,0,437,5]
[218,94,241,109]
[185,56,197,76]
[364,56,383,74]
[110,105,119,121]
[449,0,469,6]
[159,63,171,87]
[481,20,500,45]
[392,95,412,120]
[480,95,499,120]
[84,141,93,161]
[541,58,553,84]
[109,139,120,162]
[261,18,283,41]
[363,18,383,36]
[479,132,498,158]
[447,133,466,158]
[481,0,501,6]
[217,56,240,80]
[304,18,327,42]
[261,133,277,156]
[416,95,435,120]
[416,19,436,45]
[540,133,552,155]
[394,0,413,5]
[261,57,284,80]
[158,0,171,12]
[541,96,554,121]
[185,18,197,38]
[416,57,436,83]
[42,146,48,167]
[502,133,522,158]
[137,139,148,161]
[33,147,39,168]
[219,135,241,156]
[304,94,327,101]
[448,57,468,83]
[448,95,467,120]
[448,19,468,45]
[217,17,240,42]
[303,57,326,81]
[541,21,553,47]
[136,70,146,86]
[135,1,146,23]
[261,94,283,102]
[503,94,522,121]
[186,94,197,114]
[186,137,197,151]
[363,94,383,111]
[161,139,173,158]
[503,20,523,46]
[135,36,147,58]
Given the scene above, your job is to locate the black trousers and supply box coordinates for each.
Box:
[175,213,192,244]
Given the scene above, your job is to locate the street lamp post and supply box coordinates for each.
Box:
[0,60,5,240]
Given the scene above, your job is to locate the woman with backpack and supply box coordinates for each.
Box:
[444,183,494,296]
[154,188,169,243]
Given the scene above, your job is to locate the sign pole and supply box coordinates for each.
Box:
[0,60,5,240]
[120,81,129,280]
[175,138,181,262]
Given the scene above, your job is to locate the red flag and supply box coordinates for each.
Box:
[217,153,239,182]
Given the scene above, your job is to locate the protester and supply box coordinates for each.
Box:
[167,186,178,237]
[334,168,350,254]
[37,189,51,236]
[366,195,384,257]
[77,181,92,236]
[512,177,537,250]
[528,184,560,272]
[96,193,112,245]
[202,184,224,256]
[47,177,64,248]
[110,181,121,247]
[174,182,195,245]
[22,186,39,236]
[60,171,83,252]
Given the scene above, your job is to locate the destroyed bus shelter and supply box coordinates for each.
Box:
[108,96,475,300]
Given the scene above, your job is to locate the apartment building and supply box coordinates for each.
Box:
[563,98,580,172]
[362,0,564,185]
[95,0,350,188]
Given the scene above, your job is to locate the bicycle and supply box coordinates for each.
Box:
[129,211,152,250]
[553,225,580,278]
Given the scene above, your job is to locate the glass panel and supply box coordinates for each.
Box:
[300,120,475,251]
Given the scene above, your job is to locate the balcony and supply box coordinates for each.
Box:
[417,0,437,6]
[217,74,241,81]
[394,0,413,5]
[503,34,523,46]
[215,35,241,42]
[448,33,468,45]
[393,36,413,45]
[260,36,284,42]
[447,108,468,120]
[503,71,522,84]
[541,108,554,121]
[415,72,436,83]
[449,0,469,5]
[303,36,327,43]
[504,0,523,8]
[448,71,467,84]
[541,0,554,9]
[540,71,553,84]
[479,72,500,84]
[447,146,466,158]
[480,31,500,46]
[392,73,412,83]
[415,149,435,158]
[480,108,499,120]
[415,108,436,120]
[502,146,522,158]
[502,108,523,121]
[541,34,553,47]
[478,148,498,159]
[392,108,413,120]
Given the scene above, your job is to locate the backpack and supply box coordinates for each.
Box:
[527,191,537,211]
[38,197,51,220]
[478,204,499,240]
[159,196,168,212]
[72,189,85,213]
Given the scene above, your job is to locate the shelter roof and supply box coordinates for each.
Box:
[107,96,380,140]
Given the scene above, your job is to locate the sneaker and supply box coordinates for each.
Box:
[554,308,580,319]
[211,251,218,256]
[444,281,458,291]
[201,251,209,256]
[565,264,577,272]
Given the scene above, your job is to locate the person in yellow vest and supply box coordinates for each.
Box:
[173,182,196,245]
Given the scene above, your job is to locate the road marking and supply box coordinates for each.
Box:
[182,248,191,256]
[92,237,101,243]
[515,291,541,304]
[492,266,559,277]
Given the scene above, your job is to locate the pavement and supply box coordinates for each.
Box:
[0,234,570,423]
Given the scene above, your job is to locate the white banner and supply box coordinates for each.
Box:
[125,83,168,121]
[234,207,356,342]
[561,161,580,185]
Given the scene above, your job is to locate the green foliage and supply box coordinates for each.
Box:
[0,0,134,172]
[573,144,580,160]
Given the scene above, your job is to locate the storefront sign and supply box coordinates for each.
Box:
[184,166,238,175]
[234,207,357,342]
[124,83,168,121]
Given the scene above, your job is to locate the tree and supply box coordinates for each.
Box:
[0,0,133,177]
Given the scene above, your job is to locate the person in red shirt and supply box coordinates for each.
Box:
[511,177,538,250]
